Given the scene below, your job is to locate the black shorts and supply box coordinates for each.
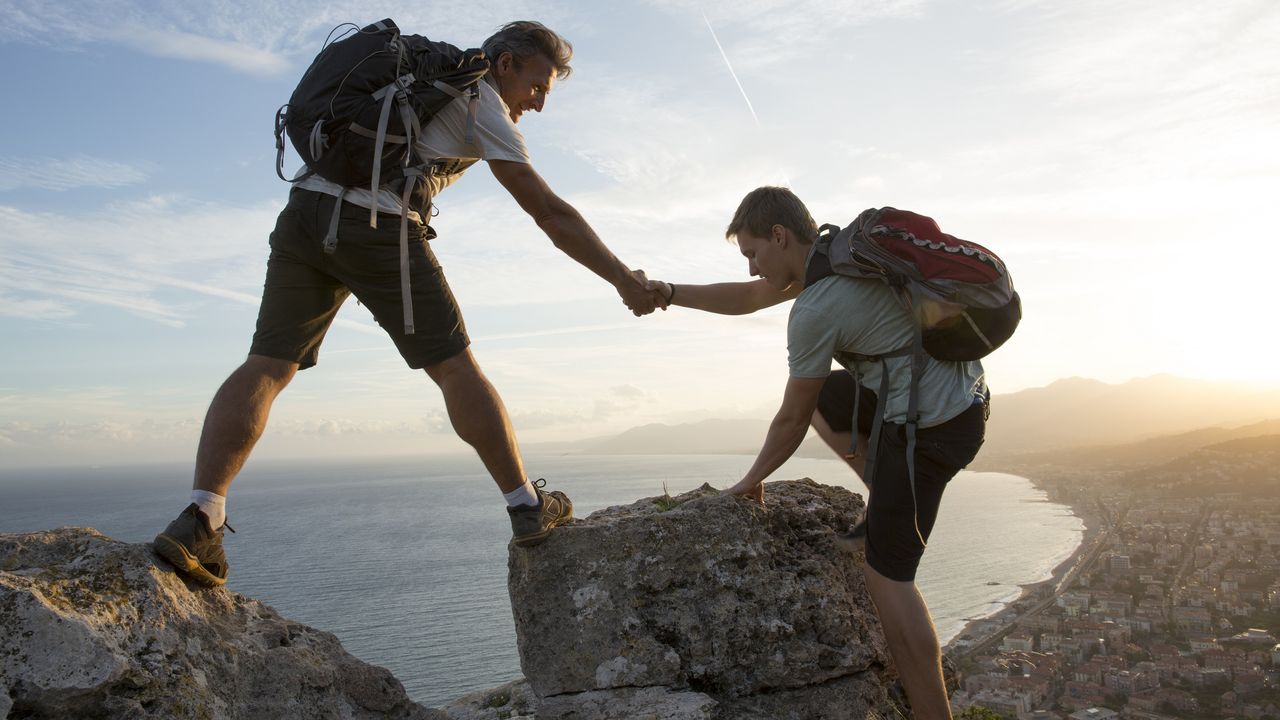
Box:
[249,189,469,370]
[816,370,986,582]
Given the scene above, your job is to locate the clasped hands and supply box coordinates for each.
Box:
[616,269,672,317]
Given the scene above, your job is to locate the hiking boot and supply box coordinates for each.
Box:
[834,518,867,556]
[152,504,234,587]
[508,478,573,547]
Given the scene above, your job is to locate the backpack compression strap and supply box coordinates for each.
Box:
[322,188,347,255]
[398,167,428,335]
[369,73,417,229]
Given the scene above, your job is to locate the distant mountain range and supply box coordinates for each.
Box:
[581,419,765,456]
[980,374,1279,453]
[572,375,1280,464]
[971,417,1280,471]
[1119,429,1280,495]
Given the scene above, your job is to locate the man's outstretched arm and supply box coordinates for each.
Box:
[725,375,826,503]
[641,276,801,315]
[490,159,657,315]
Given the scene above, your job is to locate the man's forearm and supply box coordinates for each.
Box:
[490,160,633,287]
[740,412,809,487]
[668,280,796,315]
[536,207,631,286]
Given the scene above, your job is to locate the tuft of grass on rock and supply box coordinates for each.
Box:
[654,482,685,512]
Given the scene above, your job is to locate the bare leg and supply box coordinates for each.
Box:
[193,354,298,496]
[810,410,867,481]
[863,562,953,719]
[814,411,869,552]
[424,348,526,493]
[816,403,949,714]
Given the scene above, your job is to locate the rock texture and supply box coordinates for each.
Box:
[440,678,537,720]
[0,528,440,720]
[440,678,719,720]
[502,479,897,720]
[2,479,907,720]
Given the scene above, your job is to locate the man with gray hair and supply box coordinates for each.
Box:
[153,21,660,587]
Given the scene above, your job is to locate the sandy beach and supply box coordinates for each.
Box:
[943,474,1101,654]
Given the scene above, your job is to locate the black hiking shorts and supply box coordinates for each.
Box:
[816,370,986,582]
[250,188,469,370]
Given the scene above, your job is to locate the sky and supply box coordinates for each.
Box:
[1,0,1278,468]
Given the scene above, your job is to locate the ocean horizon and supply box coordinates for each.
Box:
[0,452,1083,707]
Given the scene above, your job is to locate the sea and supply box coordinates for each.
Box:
[0,453,1083,708]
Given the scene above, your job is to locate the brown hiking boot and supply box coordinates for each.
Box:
[152,504,234,587]
[508,478,573,547]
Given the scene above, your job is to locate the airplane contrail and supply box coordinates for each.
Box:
[702,11,761,128]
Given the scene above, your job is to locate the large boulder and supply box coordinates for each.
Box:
[0,528,440,720]
[503,479,896,719]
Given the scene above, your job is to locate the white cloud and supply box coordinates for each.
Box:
[0,200,272,326]
[0,155,149,192]
[653,0,924,57]
[109,27,291,77]
[0,294,75,321]
[0,0,579,76]
[0,1,292,75]
[612,384,646,399]
[0,416,474,468]
[0,196,385,334]
[1003,0,1278,105]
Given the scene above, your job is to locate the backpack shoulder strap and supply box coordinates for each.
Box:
[804,224,841,288]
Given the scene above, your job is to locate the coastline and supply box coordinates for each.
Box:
[942,472,1098,653]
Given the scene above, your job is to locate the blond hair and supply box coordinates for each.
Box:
[725,186,818,244]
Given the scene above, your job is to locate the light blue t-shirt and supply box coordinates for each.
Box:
[788,274,987,428]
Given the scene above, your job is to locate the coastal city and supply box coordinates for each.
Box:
[948,437,1280,719]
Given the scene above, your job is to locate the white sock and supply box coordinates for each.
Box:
[503,481,539,508]
[191,489,227,529]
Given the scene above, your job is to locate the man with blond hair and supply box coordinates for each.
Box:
[643,186,988,719]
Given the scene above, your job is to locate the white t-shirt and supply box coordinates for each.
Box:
[293,77,531,222]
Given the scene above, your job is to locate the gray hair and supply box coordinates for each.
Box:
[481,21,573,79]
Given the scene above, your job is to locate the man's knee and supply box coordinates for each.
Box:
[242,354,299,387]
[862,563,933,631]
[423,348,482,386]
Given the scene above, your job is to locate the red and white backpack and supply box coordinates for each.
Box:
[808,207,1021,547]
[810,207,1020,362]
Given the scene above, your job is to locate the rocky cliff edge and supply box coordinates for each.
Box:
[2,479,902,719]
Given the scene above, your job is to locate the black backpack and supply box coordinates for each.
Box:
[272,19,490,334]
[275,19,488,203]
